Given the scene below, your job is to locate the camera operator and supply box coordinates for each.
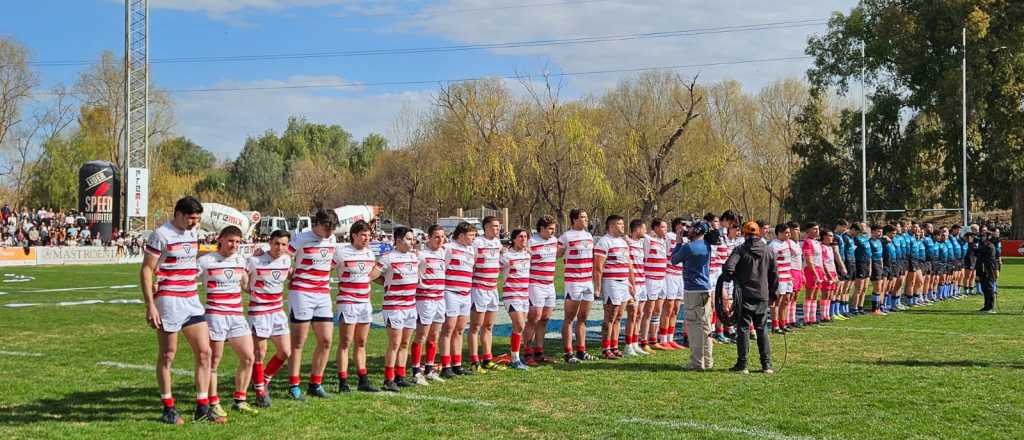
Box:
[975,230,999,313]
[721,221,778,374]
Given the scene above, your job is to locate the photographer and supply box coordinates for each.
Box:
[721,221,778,374]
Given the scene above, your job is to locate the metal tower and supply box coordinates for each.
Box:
[124,0,149,234]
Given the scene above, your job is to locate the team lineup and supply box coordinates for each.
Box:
[141,196,1003,425]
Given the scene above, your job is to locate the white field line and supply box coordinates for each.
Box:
[3,298,141,308]
[378,392,495,407]
[622,417,824,440]
[96,361,194,377]
[3,285,137,293]
[0,350,44,357]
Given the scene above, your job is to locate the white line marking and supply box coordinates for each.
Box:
[96,361,194,377]
[0,350,44,357]
[58,300,104,306]
[14,286,122,293]
[0,292,7,295]
[107,299,144,304]
[110,285,138,289]
[3,303,39,308]
[821,326,1018,339]
[2,278,33,283]
[622,418,823,440]
[3,299,142,308]
[378,392,495,407]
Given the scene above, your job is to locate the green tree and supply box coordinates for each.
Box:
[158,137,216,175]
[228,133,286,212]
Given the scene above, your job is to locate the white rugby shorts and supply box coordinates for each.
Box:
[206,314,251,341]
[248,311,289,338]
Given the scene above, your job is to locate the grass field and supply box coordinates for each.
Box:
[1,260,1023,439]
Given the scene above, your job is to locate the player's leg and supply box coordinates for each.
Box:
[155,329,179,422]
[640,297,656,353]
[624,300,639,356]
[451,314,470,375]
[181,322,217,422]
[307,320,333,397]
[395,323,416,387]
[561,298,581,363]
[601,299,617,359]
[523,306,541,366]
[509,305,530,369]
[481,310,503,369]
[335,322,356,393]
[384,324,403,392]
[287,319,310,399]
[227,334,256,413]
[468,307,484,371]
[574,295,593,359]
[208,339,226,418]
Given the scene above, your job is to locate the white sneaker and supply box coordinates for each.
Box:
[624,345,638,357]
[633,344,649,355]
[413,372,429,386]
[425,370,445,382]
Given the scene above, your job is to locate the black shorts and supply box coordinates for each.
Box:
[964,257,976,270]
[855,260,870,280]
[885,262,898,279]
[910,260,923,272]
[933,262,947,275]
[844,260,856,281]
[870,261,884,281]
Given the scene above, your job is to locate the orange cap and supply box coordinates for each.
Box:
[742,221,760,236]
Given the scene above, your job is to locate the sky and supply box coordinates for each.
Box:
[2,0,859,158]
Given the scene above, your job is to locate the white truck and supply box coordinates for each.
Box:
[200,203,259,238]
[437,216,483,236]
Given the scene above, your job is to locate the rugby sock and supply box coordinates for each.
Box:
[803,300,813,323]
[819,300,828,320]
[209,395,220,406]
[470,355,480,365]
[871,294,880,312]
[196,392,209,407]
[533,346,544,357]
[233,391,246,404]
[384,366,395,381]
[396,366,406,378]
[338,371,349,380]
[426,341,438,366]
[161,394,174,409]
[788,302,797,324]
[441,355,451,368]
[411,343,422,369]
[510,333,522,357]
[264,353,286,381]
[252,362,265,394]
[453,355,462,367]
[310,374,323,386]
[289,375,301,386]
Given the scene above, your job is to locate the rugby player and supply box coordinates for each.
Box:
[769,224,794,333]
[801,222,824,324]
[410,225,447,384]
[501,229,532,370]
[334,220,380,393]
[199,226,256,418]
[372,227,420,392]
[524,216,557,366]
[594,215,634,360]
[641,218,669,353]
[660,218,687,349]
[439,222,476,378]
[469,216,505,372]
[820,229,839,322]
[141,197,219,424]
[285,209,339,400]
[558,209,596,363]
[623,219,649,357]
[868,224,886,316]
[246,229,293,408]
[785,221,804,326]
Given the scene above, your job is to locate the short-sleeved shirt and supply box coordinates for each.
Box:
[674,239,710,291]
[444,242,475,295]
[472,236,502,290]
[802,238,823,268]
[594,235,630,281]
[769,239,792,282]
[334,244,376,305]
[665,232,684,278]
[528,234,558,286]
[246,253,292,315]
[288,230,337,295]
[376,250,418,310]
[417,246,446,300]
[198,252,247,315]
[559,229,594,286]
[145,222,200,298]
[643,235,668,281]
[501,249,531,301]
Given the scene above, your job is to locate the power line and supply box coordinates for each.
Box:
[158,55,813,94]
[25,19,826,67]
[351,0,615,18]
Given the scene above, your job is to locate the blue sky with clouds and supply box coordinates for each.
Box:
[3,0,857,157]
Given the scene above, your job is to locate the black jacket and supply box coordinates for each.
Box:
[975,240,997,280]
[722,238,779,302]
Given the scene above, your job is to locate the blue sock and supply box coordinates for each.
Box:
[909,295,916,305]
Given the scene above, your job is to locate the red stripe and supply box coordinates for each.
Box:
[160,279,198,287]
[154,290,197,298]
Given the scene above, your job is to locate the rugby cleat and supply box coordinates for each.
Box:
[160,406,184,425]
[287,385,305,401]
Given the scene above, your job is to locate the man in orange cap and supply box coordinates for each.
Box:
[721,221,778,374]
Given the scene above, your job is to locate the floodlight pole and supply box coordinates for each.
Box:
[961,27,969,226]
[861,43,868,223]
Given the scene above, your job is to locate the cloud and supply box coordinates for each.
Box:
[171,75,434,158]
[400,0,858,92]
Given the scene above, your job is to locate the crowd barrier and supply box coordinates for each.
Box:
[0,246,144,267]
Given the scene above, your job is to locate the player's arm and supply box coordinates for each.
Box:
[592,253,606,298]
[240,270,250,294]
[140,252,161,329]
[556,235,566,259]
[370,258,385,285]
[627,256,636,297]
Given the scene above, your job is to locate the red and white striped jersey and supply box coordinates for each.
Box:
[246,253,291,316]
[501,249,530,301]
[198,252,246,315]
[802,238,823,268]
[769,240,793,282]
[709,243,729,276]
[417,246,446,301]
[145,222,200,298]
[288,230,336,295]
[626,237,646,286]
[472,236,502,290]
[643,235,668,281]
[559,229,594,287]
[665,232,684,278]
[822,244,837,277]
[528,233,558,286]
[444,242,475,296]
[787,239,804,271]
[334,244,376,304]
[595,235,630,281]
[377,250,418,310]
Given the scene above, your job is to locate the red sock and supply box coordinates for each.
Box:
[396,366,406,377]
[232,391,246,401]
[564,345,573,354]
[289,375,301,386]
[338,371,349,380]
[453,355,462,366]
[384,366,395,381]
[196,397,209,406]
[265,354,285,379]
[483,353,492,361]
[442,355,451,367]
[510,333,522,352]
[602,339,611,350]
[533,346,543,356]
[471,354,480,364]
[772,320,779,330]
[357,368,367,376]
[411,343,422,367]
[251,362,265,389]
[426,342,438,365]
[310,375,322,385]
[209,395,220,406]
[576,344,586,352]
[162,397,175,408]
